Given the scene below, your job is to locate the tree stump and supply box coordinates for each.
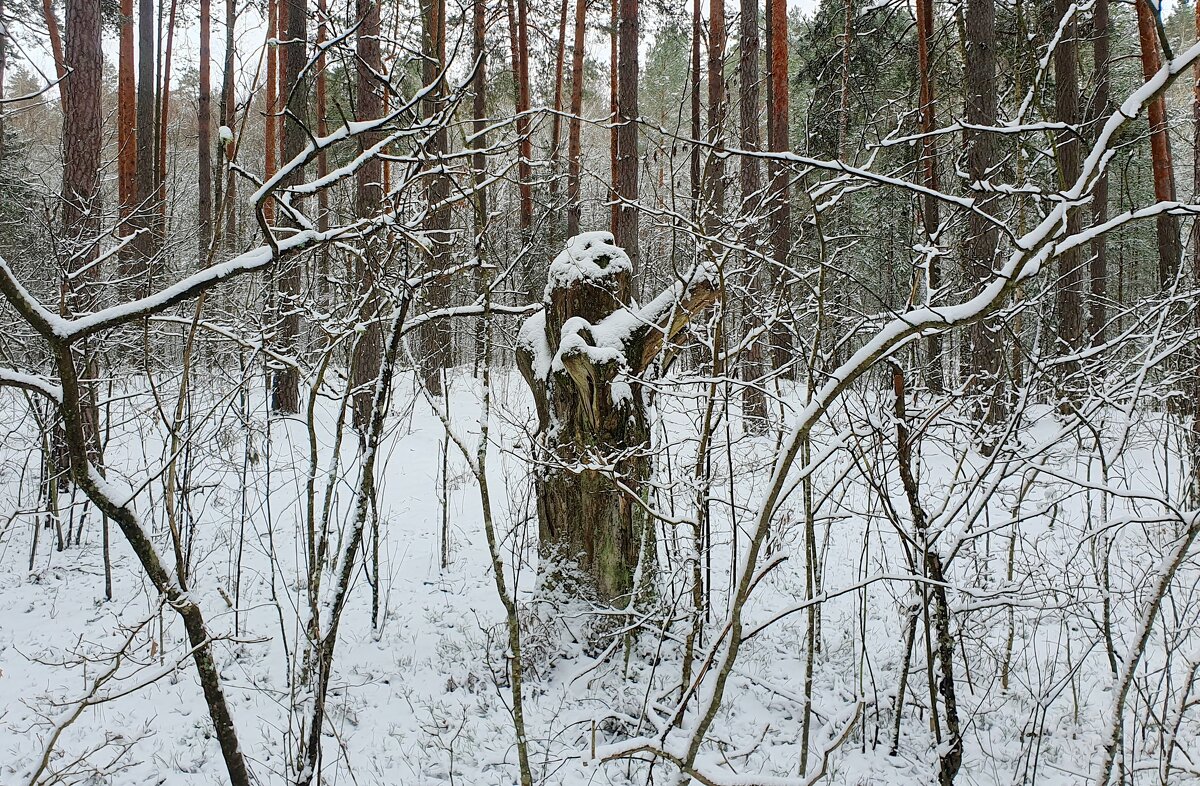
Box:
[516,232,718,603]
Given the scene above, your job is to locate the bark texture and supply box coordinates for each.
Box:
[962,0,1006,426]
[613,0,639,270]
[270,0,308,414]
[1088,0,1110,344]
[1052,0,1084,357]
[739,0,767,423]
[350,0,383,429]
[915,0,943,391]
[517,233,717,602]
[566,0,587,236]
[1135,0,1180,287]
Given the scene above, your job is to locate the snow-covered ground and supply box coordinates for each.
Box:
[1,368,1197,785]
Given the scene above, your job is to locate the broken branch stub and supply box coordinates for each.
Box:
[516,232,719,603]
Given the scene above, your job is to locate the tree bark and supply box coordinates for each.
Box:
[61,0,102,283]
[41,0,66,96]
[507,0,533,246]
[703,0,726,236]
[264,0,278,225]
[1052,0,1084,360]
[269,0,308,414]
[613,0,640,270]
[135,0,158,276]
[350,0,383,429]
[548,0,571,218]
[419,0,451,396]
[915,0,943,391]
[198,0,212,257]
[766,0,790,370]
[314,0,329,262]
[1135,0,1180,288]
[517,233,717,602]
[118,0,136,261]
[1087,0,1110,344]
[690,0,701,217]
[156,0,179,245]
[962,0,1006,428]
[218,0,237,248]
[739,0,767,423]
[566,0,587,236]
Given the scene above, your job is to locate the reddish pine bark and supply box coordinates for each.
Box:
[264,0,278,225]
[915,0,943,391]
[157,0,179,238]
[198,0,212,257]
[548,0,570,210]
[767,0,790,370]
[1135,0,1180,286]
[1053,0,1084,357]
[506,0,533,242]
[350,0,383,428]
[270,0,309,415]
[613,0,639,268]
[117,0,136,246]
[41,0,66,99]
[739,0,766,423]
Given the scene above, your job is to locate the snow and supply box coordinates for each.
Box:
[544,231,634,297]
[517,310,551,380]
[1,372,1196,786]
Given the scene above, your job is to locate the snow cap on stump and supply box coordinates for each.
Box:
[544,231,633,302]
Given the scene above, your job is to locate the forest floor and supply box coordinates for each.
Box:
[0,369,1193,785]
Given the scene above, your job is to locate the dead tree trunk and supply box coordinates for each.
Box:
[516,232,717,603]
[613,0,639,270]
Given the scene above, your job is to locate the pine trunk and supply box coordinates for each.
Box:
[703,0,726,235]
[1135,0,1180,288]
[269,0,308,414]
[613,0,640,270]
[419,0,451,396]
[350,0,383,429]
[767,0,790,371]
[962,0,1005,427]
[117,0,136,260]
[198,0,212,258]
[915,0,943,391]
[566,0,587,236]
[517,234,717,602]
[1052,0,1084,360]
[1088,0,1110,344]
[739,0,767,424]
